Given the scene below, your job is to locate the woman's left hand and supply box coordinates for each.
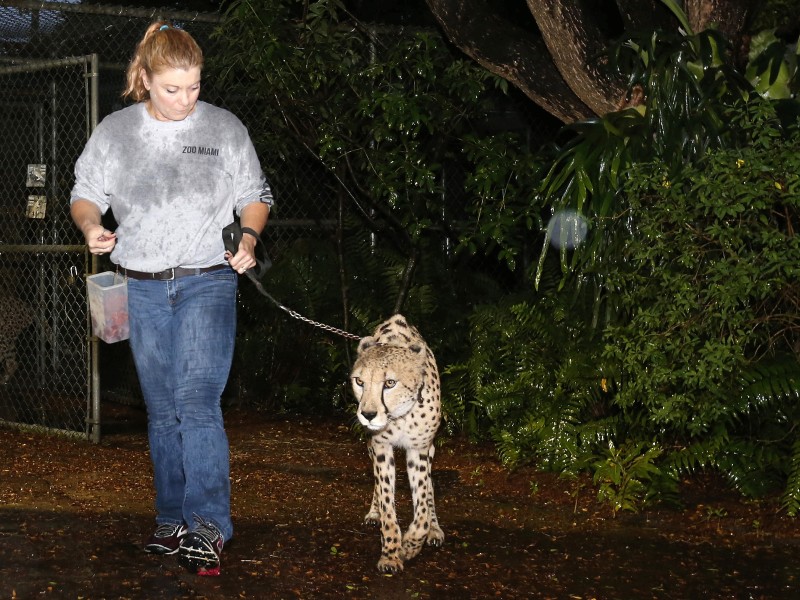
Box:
[229,203,269,275]
[225,232,257,275]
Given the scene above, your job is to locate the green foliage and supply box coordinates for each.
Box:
[750,0,800,33]
[214,0,501,248]
[455,132,545,272]
[784,438,800,515]
[531,26,753,291]
[608,104,800,422]
[450,5,800,513]
[592,442,675,516]
[746,30,799,100]
[444,265,621,468]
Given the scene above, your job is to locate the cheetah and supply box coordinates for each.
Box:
[351,314,444,573]
[0,294,37,385]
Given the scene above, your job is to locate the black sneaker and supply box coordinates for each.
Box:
[143,523,187,555]
[178,516,224,576]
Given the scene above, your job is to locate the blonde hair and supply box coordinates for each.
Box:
[122,21,204,102]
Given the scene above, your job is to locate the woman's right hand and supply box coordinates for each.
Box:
[71,200,116,255]
[84,224,117,255]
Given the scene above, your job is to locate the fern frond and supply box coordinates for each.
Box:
[782,438,800,516]
[737,356,800,409]
[665,423,732,475]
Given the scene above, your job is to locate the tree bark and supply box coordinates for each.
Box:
[615,0,677,31]
[525,0,628,117]
[684,0,752,40]
[425,0,594,123]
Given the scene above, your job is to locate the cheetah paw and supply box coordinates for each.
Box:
[427,525,445,547]
[377,556,404,573]
[401,538,425,561]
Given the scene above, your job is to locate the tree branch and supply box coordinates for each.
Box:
[526,0,628,117]
[425,0,594,123]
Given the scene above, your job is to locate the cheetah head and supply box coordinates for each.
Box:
[351,339,426,432]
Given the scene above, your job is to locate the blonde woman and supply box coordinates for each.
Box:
[70,21,273,576]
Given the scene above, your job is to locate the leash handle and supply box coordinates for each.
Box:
[222,221,272,280]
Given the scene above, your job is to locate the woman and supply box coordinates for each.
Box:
[70,21,273,576]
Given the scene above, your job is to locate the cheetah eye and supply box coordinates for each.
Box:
[384,379,397,389]
[354,377,363,387]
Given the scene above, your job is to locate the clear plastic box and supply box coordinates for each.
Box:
[86,271,129,343]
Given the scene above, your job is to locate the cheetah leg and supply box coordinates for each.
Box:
[370,439,404,573]
[364,442,381,525]
[400,446,442,562]
[423,444,444,547]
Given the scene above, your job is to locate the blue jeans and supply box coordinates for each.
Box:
[127,269,237,542]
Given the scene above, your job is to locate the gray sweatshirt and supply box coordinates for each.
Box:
[71,101,273,272]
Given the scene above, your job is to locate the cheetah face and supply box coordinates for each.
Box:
[351,344,425,432]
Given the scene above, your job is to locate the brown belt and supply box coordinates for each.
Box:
[119,264,230,281]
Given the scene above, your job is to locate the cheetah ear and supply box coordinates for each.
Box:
[357,336,378,354]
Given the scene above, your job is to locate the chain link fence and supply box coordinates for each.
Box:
[0,50,94,439]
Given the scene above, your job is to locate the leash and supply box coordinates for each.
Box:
[222,221,362,341]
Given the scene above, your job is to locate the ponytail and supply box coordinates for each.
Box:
[122,21,204,102]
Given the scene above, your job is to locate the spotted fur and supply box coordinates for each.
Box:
[351,314,444,573]
[0,295,36,385]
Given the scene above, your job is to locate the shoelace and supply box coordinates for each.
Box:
[190,515,222,544]
[154,523,183,537]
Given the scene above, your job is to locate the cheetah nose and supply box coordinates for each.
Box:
[361,411,377,422]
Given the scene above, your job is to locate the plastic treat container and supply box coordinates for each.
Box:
[86,271,129,343]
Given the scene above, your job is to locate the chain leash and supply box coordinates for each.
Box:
[246,273,362,341]
[224,221,363,341]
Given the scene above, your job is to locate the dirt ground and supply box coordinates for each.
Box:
[1,402,799,600]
